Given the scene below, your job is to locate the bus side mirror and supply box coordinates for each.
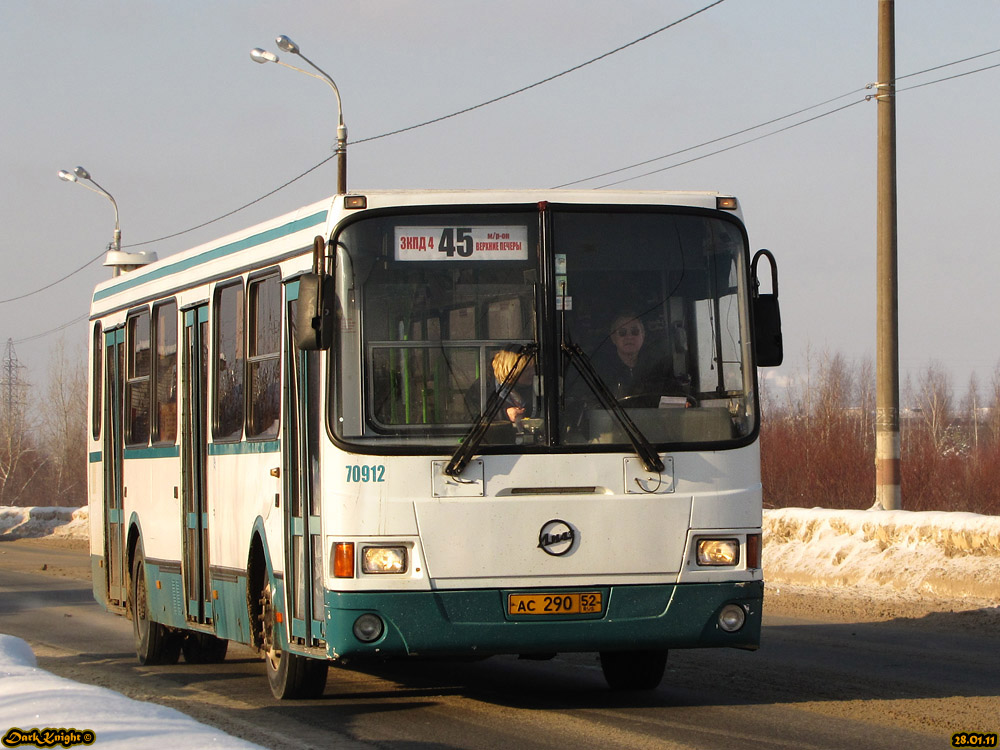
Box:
[296,272,335,350]
[751,249,783,367]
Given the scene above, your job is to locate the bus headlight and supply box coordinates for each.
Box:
[696,538,740,566]
[361,546,408,574]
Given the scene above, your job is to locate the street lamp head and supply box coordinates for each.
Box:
[250,48,278,64]
[73,166,91,180]
[275,35,299,55]
[58,170,78,183]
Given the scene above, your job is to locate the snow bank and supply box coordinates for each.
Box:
[764,507,1000,603]
[0,505,88,540]
[0,635,264,749]
[3,506,999,603]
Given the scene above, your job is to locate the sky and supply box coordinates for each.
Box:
[2,0,999,402]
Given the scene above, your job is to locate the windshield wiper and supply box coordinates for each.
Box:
[445,343,537,477]
[562,341,665,474]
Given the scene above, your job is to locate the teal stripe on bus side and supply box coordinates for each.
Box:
[208,440,280,456]
[89,451,102,463]
[124,445,181,460]
[93,210,327,303]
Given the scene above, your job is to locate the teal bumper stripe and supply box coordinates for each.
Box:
[320,581,763,661]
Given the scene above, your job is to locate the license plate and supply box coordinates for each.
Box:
[507,592,603,616]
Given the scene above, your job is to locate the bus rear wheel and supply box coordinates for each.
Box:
[259,582,328,699]
[599,650,667,690]
[130,549,180,666]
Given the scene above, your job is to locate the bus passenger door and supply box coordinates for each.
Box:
[103,327,126,606]
[283,283,325,644]
[181,305,212,623]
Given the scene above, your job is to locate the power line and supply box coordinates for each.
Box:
[0,250,105,306]
[591,98,868,189]
[120,1,728,251]
[569,48,1000,189]
[12,314,89,346]
[553,87,869,188]
[18,42,1000,323]
[348,0,729,147]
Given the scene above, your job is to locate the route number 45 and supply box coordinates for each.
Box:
[439,228,474,258]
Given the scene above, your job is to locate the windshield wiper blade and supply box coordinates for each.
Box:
[562,341,665,474]
[445,344,537,478]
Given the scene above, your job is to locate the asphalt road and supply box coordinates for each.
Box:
[1,538,996,750]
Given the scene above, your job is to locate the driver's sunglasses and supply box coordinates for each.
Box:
[614,326,642,337]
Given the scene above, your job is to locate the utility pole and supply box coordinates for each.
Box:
[875,0,901,510]
[1,338,26,424]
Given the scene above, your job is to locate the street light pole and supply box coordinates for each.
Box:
[251,35,348,194]
[58,166,156,276]
[58,166,121,254]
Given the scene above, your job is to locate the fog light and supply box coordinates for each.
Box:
[718,604,746,632]
[353,614,384,643]
[696,538,740,566]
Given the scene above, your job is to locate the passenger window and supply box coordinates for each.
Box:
[152,302,178,444]
[214,281,245,441]
[247,275,280,440]
[125,310,150,446]
[92,322,102,440]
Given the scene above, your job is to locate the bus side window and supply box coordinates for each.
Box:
[214,281,245,442]
[247,274,281,440]
[125,309,151,446]
[92,322,102,440]
[152,301,178,444]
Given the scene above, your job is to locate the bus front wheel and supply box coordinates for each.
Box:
[599,650,667,690]
[130,549,180,666]
[259,582,328,699]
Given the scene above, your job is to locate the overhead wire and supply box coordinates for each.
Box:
[120,0,728,251]
[13,41,1000,344]
[562,46,1000,188]
[0,249,106,305]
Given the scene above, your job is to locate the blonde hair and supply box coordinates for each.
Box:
[492,347,529,383]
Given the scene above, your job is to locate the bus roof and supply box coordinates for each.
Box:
[90,189,741,318]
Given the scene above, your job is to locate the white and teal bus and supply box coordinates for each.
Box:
[87,189,782,698]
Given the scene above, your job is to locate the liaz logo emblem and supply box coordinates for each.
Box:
[538,519,576,556]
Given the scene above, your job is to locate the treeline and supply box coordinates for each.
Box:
[760,351,1000,516]
[4,343,998,515]
[0,343,86,508]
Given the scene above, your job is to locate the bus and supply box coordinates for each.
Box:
[87,189,782,698]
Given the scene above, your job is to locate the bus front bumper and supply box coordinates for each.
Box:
[322,580,762,661]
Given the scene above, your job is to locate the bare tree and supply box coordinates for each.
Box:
[0,382,45,506]
[38,338,88,506]
[913,360,954,452]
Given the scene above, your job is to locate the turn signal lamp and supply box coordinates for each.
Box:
[696,538,740,566]
[333,542,355,578]
[716,196,738,211]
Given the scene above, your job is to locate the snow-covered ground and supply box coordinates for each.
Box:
[1,504,997,746]
[0,633,263,749]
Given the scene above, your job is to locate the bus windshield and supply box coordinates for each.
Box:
[331,205,756,451]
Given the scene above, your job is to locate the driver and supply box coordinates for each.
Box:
[597,312,688,403]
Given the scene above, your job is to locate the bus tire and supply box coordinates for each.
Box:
[599,650,667,690]
[182,632,229,664]
[131,549,181,666]
[259,581,328,699]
